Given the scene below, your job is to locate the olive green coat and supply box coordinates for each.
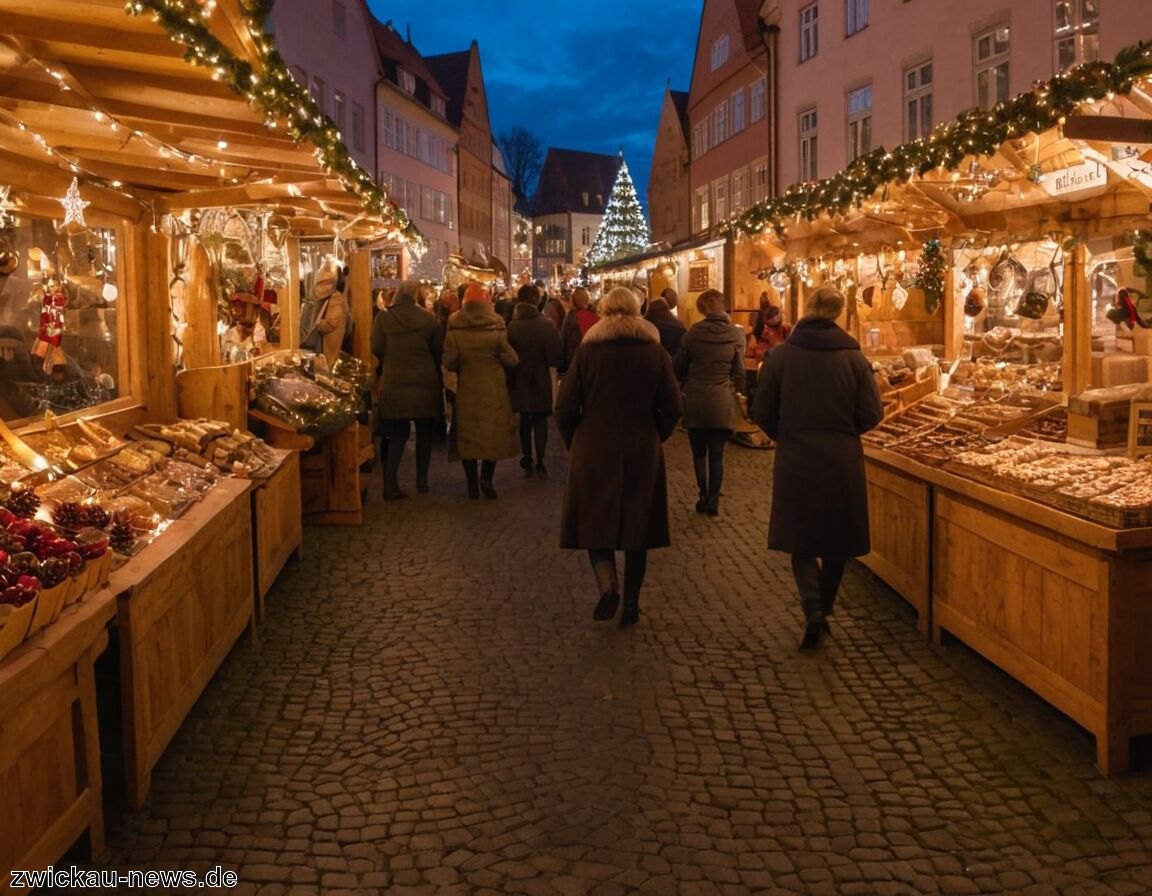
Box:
[443,302,520,460]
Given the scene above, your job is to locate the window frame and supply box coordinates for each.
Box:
[398,68,416,95]
[903,60,933,141]
[1054,0,1099,71]
[750,78,767,123]
[800,3,819,62]
[846,84,872,163]
[974,24,1011,110]
[710,33,731,71]
[332,0,346,38]
[731,87,745,133]
[846,0,868,36]
[799,108,818,182]
[695,186,710,232]
[351,102,365,152]
[751,157,769,203]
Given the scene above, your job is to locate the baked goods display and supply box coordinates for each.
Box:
[20,414,125,471]
[949,358,1063,395]
[132,419,276,477]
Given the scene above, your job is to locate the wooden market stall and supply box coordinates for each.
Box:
[720,44,1152,772]
[0,0,422,876]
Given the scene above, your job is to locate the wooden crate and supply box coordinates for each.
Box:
[0,592,115,892]
[1067,411,1131,448]
[113,480,254,808]
[251,450,303,622]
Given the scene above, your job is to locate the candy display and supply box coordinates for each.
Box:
[252,352,363,437]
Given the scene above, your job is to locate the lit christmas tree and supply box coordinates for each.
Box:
[586,155,650,265]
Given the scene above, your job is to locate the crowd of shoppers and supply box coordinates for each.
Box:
[371,277,881,647]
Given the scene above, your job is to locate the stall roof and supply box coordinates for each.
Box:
[0,0,418,243]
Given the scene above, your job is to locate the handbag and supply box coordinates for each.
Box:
[300,296,331,352]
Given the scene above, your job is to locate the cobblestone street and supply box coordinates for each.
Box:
[96,431,1152,895]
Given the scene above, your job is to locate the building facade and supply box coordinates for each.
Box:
[426,43,503,268]
[370,19,459,282]
[530,148,621,282]
[492,145,513,276]
[647,87,693,248]
[269,0,377,174]
[764,0,1152,193]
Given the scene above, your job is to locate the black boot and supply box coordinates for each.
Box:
[592,591,620,620]
[619,595,640,628]
[705,493,720,516]
[480,479,498,500]
[799,621,823,650]
[462,461,480,499]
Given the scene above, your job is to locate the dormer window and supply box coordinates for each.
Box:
[710,33,730,71]
[582,191,589,206]
[399,69,416,94]
[432,95,446,117]
[596,194,603,206]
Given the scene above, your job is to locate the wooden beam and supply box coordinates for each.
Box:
[1064,115,1152,144]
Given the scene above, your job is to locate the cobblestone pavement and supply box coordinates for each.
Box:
[94,430,1152,895]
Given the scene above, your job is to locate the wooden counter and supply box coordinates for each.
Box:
[863,446,1152,774]
[0,589,117,891]
[110,478,255,807]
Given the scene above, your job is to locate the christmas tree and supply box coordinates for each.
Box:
[586,155,650,266]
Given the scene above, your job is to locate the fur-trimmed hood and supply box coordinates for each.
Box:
[581,314,660,345]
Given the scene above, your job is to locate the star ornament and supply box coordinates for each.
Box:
[57,177,90,235]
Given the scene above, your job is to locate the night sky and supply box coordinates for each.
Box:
[364,1,701,211]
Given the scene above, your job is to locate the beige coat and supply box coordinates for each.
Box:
[443,301,519,460]
[313,289,347,364]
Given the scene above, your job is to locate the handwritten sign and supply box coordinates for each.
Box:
[1041,160,1108,199]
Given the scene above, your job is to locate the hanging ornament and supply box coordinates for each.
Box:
[0,185,13,229]
[891,282,910,312]
[911,239,946,314]
[57,178,90,236]
[32,278,68,372]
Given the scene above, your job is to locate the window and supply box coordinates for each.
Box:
[351,102,364,151]
[693,122,707,159]
[432,95,446,118]
[714,178,728,221]
[799,108,818,181]
[750,78,767,123]
[710,33,730,71]
[695,186,710,232]
[398,68,416,95]
[904,61,933,141]
[582,226,591,246]
[800,4,819,61]
[731,88,745,133]
[291,65,307,86]
[846,0,868,35]
[714,100,728,145]
[332,0,346,38]
[975,25,1010,109]
[732,169,747,212]
[752,158,769,203]
[1055,0,1099,71]
[847,85,872,162]
[311,77,326,114]
[333,90,346,136]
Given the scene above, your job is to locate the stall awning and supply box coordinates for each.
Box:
[0,0,417,243]
[592,234,723,274]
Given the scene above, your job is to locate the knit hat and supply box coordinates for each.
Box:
[463,283,490,303]
[313,263,340,300]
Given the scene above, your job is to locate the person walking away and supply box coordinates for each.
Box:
[371,280,443,499]
[751,286,883,650]
[556,287,682,628]
[507,284,562,477]
[646,287,688,356]
[543,284,569,332]
[442,283,519,499]
[673,289,745,516]
[558,287,599,374]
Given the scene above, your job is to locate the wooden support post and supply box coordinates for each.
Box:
[143,228,178,422]
[1064,241,1091,398]
[284,237,301,350]
[943,255,963,361]
[350,248,373,369]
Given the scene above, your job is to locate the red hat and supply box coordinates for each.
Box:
[463,283,490,303]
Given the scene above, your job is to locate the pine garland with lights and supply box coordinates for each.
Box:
[911,239,946,314]
[124,0,422,246]
[1133,229,1152,281]
[587,159,650,266]
[721,41,1152,238]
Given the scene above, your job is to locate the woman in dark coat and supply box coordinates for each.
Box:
[443,283,519,499]
[556,286,683,628]
[507,284,562,477]
[371,281,443,499]
[672,288,745,517]
[558,286,599,373]
[751,285,884,650]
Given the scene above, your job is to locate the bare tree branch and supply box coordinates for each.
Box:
[497,127,544,207]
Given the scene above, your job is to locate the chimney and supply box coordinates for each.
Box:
[406,23,412,43]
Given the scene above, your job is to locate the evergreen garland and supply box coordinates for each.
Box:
[125,0,422,246]
[721,41,1152,238]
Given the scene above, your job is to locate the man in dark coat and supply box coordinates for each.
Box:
[507,284,562,476]
[646,287,688,356]
[752,285,884,650]
[557,287,683,628]
[371,281,444,498]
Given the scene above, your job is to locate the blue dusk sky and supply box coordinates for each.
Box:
[364,1,701,210]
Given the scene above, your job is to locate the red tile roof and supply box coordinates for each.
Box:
[530,148,622,217]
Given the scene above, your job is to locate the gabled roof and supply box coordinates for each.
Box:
[530,148,621,217]
[735,0,768,54]
[370,17,450,111]
[670,89,690,140]
[424,47,473,128]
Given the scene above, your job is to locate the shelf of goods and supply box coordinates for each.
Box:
[861,385,1152,774]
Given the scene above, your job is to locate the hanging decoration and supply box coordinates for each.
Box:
[32,277,68,372]
[0,185,13,229]
[57,178,90,235]
[911,239,946,313]
[720,41,1152,238]
[125,0,422,246]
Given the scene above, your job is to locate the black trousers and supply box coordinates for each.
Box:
[687,428,730,497]
[382,418,433,491]
[519,412,549,462]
